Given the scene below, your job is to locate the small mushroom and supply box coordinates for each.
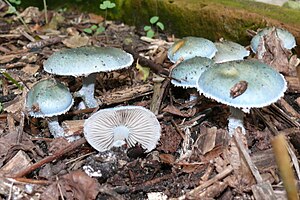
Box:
[213,40,249,63]
[43,46,134,108]
[26,79,74,137]
[170,56,213,103]
[168,36,217,63]
[250,27,296,53]
[84,106,161,152]
[197,60,287,136]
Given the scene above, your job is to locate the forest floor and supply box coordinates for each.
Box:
[0,2,300,200]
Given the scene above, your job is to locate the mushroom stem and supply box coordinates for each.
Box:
[48,116,65,137]
[74,73,98,108]
[228,107,246,136]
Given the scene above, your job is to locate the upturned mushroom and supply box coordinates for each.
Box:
[84,106,161,152]
[250,27,296,53]
[26,79,74,137]
[43,46,134,108]
[213,40,249,63]
[197,60,287,136]
[168,36,217,63]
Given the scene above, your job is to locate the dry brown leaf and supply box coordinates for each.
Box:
[194,126,217,155]
[88,13,104,24]
[157,123,182,153]
[41,170,100,200]
[62,34,90,48]
[162,105,196,117]
[21,64,40,75]
[159,153,175,164]
[256,28,292,75]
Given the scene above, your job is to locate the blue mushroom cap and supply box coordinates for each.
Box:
[171,56,213,89]
[26,79,74,117]
[168,37,217,63]
[250,27,296,53]
[197,60,287,110]
[44,46,134,77]
[213,41,249,63]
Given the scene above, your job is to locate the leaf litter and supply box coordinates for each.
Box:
[0,3,299,200]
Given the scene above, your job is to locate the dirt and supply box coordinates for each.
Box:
[0,3,300,200]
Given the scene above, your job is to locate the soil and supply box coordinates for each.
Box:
[0,3,300,200]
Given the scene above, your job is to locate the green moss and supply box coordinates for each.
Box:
[20,0,300,45]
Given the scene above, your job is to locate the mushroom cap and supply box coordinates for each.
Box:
[171,56,213,89]
[250,27,296,53]
[213,41,249,63]
[43,46,134,77]
[167,37,217,63]
[84,106,161,152]
[26,79,74,118]
[197,60,287,110]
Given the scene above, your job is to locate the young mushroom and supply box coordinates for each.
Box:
[26,79,74,137]
[43,46,134,108]
[84,106,161,152]
[167,36,217,63]
[250,27,296,53]
[213,40,249,63]
[197,60,287,136]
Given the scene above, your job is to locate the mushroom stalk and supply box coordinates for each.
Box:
[228,107,246,136]
[48,116,65,137]
[74,73,98,108]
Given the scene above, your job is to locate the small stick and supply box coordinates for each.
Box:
[13,137,87,178]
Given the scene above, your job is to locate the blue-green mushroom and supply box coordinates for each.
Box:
[26,79,74,137]
[197,60,287,136]
[44,46,134,108]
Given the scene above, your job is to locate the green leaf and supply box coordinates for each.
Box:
[156,22,164,30]
[136,61,150,81]
[95,26,105,34]
[83,28,93,34]
[146,30,155,38]
[99,2,107,10]
[6,6,17,14]
[90,25,98,30]
[143,25,151,31]
[150,16,159,24]
[108,2,116,8]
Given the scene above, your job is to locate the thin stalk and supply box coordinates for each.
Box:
[3,0,30,32]
[0,70,23,90]
[43,0,48,24]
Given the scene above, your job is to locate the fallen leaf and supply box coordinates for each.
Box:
[41,170,100,200]
[162,105,196,117]
[135,59,150,81]
[63,34,90,48]
[230,80,248,98]
[256,28,292,75]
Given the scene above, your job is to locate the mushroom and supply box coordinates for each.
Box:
[197,60,287,136]
[170,56,213,103]
[167,36,217,63]
[250,27,296,53]
[43,46,134,108]
[213,40,249,63]
[26,79,74,137]
[84,106,161,152]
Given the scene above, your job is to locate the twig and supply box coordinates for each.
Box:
[233,128,263,183]
[177,165,233,199]
[13,137,87,178]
